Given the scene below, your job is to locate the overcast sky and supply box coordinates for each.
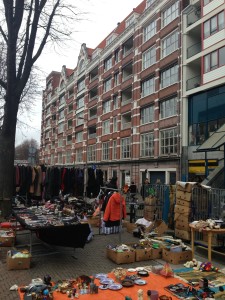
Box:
[15,0,142,146]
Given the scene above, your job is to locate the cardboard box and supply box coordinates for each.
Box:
[151,247,162,259]
[174,204,191,214]
[7,255,31,270]
[162,248,192,264]
[176,182,196,193]
[0,230,15,247]
[126,222,137,233]
[176,198,192,207]
[145,220,168,235]
[175,228,191,241]
[145,196,157,206]
[143,210,154,221]
[87,216,101,227]
[106,248,135,264]
[176,190,192,202]
[135,246,152,262]
[175,221,190,231]
[174,213,190,223]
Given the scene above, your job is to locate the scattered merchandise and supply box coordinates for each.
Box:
[7,249,31,270]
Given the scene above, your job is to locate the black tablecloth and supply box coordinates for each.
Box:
[13,209,91,248]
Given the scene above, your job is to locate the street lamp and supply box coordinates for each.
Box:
[78,116,88,201]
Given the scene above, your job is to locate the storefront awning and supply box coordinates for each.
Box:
[196,123,225,152]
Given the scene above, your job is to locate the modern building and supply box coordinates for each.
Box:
[181,0,225,184]
[40,0,199,190]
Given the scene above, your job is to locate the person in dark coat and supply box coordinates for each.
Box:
[101,177,118,212]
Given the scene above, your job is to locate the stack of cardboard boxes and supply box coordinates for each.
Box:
[174,182,196,241]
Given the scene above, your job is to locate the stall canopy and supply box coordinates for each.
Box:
[195,123,225,186]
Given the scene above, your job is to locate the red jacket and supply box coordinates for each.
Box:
[103,192,126,222]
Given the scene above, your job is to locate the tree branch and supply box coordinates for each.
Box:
[0,26,8,44]
[0,79,7,90]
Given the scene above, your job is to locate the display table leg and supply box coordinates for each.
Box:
[208,231,212,262]
[191,227,195,259]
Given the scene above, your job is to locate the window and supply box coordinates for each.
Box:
[160,96,177,119]
[113,94,119,109]
[76,112,84,126]
[89,106,97,119]
[102,142,110,160]
[104,77,111,92]
[58,110,64,120]
[143,20,156,42]
[103,99,111,113]
[57,152,62,164]
[114,72,119,86]
[75,131,83,142]
[146,0,155,8]
[203,0,214,5]
[140,132,154,157]
[58,136,63,147]
[142,77,155,97]
[141,105,154,124]
[204,12,225,39]
[162,1,179,27]
[77,78,85,92]
[76,148,83,162]
[142,45,156,69]
[87,145,96,162]
[102,119,110,135]
[126,15,134,28]
[160,127,178,155]
[121,137,131,159]
[51,154,54,165]
[67,119,72,129]
[115,49,119,63]
[67,134,72,145]
[161,64,179,88]
[204,47,225,73]
[58,123,64,134]
[59,94,65,106]
[113,116,117,132]
[106,34,116,46]
[66,150,72,164]
[68,88,74,98]
[162,30,179,57]
[68,103,73,113]
[77,96,84,109]
[112,140,117,160]
[104,56,112,71]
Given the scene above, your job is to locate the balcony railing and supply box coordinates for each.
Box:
[89,133,96,139]
[187,7,201,27]
[187,42,201,59]
[186,75,201,91]
[121,98,132,106]
[122,122,131,129]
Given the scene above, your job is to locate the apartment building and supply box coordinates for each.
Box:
[40,0,189,189]
[181,0,225,182]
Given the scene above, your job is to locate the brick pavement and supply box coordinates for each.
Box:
[0,226,225,300]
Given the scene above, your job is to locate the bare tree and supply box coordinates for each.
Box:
[15,138,39,164]
[0,0,83,217]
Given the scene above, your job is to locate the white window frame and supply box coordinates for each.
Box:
[87,145,96,162]
[104,56,112,71]
[121,137,131,159]
[146,0,155,9]
[142,77,155,97]
[58,123,64,134]
[112,140,117,160]
[102,142,110,161]
[76,131,83,142]
[77,79,85,92]
[126,14,135,28]
[160,96,177,119]
[76,148,83,162]
[67,135,72,145]
[103,99,111,114]
[113,116,117,132]
[161,64,179,88]
[113,94,119,109]
[141,105,154,124]
[143,19,156,42]
[162,1,179,27]
[76,112,84,126]
[57,152,62,164]
[160,127,178,155]
[140,132,154,157]
[77,96,84,109]
[102,119,110,135]
[162,30,179,58]
[142,45,156,70]
[104,78,111,92]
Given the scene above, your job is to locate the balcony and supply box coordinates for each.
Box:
[121,122,131,130]
[186,75,201,91]
[187,7,201,27]
[187,42,201,59]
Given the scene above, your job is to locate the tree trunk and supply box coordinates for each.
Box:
[0,94,18,218]
[0,133,15,217]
